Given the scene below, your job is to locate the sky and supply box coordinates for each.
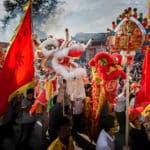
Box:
[0,0,149,42]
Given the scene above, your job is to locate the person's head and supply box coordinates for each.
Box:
[85,83,92,96]
[59,78,66,89]
[133,8,137,12]
[100,114,119,137]
[57,116,72,145]
[121,89,126,97]
[142,105,150,135]
[53,95,57,105]
[26,88,34,100]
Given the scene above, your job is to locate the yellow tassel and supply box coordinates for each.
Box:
[23,1,31,11]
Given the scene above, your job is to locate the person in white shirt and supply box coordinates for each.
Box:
[113,91,126,149]
[96,114,119,150]
[71,98,84,136]
[114,92,126,135]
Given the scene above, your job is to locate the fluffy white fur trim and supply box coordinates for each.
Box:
[52,57,87,80]
[40,38,59,57]
[54,44,85,59]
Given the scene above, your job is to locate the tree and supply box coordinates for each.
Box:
[1,0,64,28]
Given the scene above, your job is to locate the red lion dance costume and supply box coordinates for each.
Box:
[88,51,126,141]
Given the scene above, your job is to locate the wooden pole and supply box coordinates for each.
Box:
[63,97,65,116]
[125,65,130,149]
[30,0,33,33]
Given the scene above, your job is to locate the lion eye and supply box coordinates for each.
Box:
[45,44,56,50]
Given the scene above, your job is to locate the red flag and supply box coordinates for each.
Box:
[0,1,34,116]
[135,51,150,107]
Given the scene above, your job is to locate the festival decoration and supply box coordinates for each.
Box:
[51,39,92,100]
[31,28,91,114]
[31,34,65,113]
[114,17,145,51]
[89,52,126,120]
[132,8,137,19]
[107,6,150,54]
[33,36,58,112]
[106,6,150,148]
[88,51,126,142]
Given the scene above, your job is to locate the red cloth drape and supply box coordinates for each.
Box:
[0,2,34,116]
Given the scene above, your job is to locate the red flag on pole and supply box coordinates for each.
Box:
[0,1,34,116]
[135,51,150,108]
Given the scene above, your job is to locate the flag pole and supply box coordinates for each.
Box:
[148,0,150,26]
[30,0,34,34]
[125,64,130,149]
[124,50,135,150]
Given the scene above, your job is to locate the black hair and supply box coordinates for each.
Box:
[133,8,137,12]
[63,79,66,84]
[26,88,34,95]
[100,114,116,132]
[56,116,71,131]
[85,83,91,89]
[53,95,57,105]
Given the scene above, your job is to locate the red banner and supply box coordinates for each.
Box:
[135,51,150,108]
[0,2,34,116]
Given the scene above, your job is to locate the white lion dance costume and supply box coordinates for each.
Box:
[30,29,92,114]
[41,29,91,101]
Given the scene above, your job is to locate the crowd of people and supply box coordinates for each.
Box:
[0,33,150,150]
[0,55,150,150]
[0,76,90,150]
